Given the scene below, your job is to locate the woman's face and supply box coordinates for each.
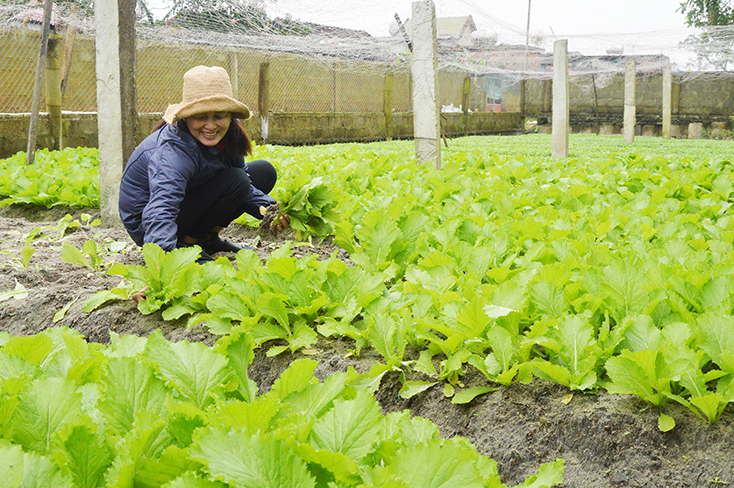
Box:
[185,112,232,147]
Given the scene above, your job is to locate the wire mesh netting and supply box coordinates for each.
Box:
[1,0,733,117]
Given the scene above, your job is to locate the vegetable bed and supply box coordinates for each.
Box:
[1,134,734,486]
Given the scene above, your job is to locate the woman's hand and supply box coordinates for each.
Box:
[276,213,291,232]
[131,286,148,303]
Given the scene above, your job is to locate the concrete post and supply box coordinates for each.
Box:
[44,37,62,150]
[623,58,636,144]
[411,0,441,170]
[551,39,569,158]
[95,0,124,227]
[662,63,672,139]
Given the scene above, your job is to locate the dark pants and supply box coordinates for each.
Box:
[176,159,276,240]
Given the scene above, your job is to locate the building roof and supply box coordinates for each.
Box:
[435,16,476,38]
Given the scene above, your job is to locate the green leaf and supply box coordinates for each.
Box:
[309,389,383,461]
[215,330,257,402]
[514,458,564,488]
[207,290,256,322]
[530,281,568,319]
[53,298,78,324]
[292,443,361,485]
[281,371,351,420]
[602,260,648,320]
[144,331,231,409]
[15,449,74,488]
[690,393,727,424]
[367,313,405,363]
[60,242,93,269]
[13,376,83,454]
[20,242,35,269]
[97,357,169,435]
[104,410,168,487]
[257,292,290,330]
[399,380,437,399]
[658,413,676,432]
[357,211,401,265]
[268,358,318,401]
[2,333,53,366]
[451,386,497,404]
[621,315,662,352]
[0,443,24,487]
[0,281,29,302]
[82,288,129,312]
[379,438,485,488]
[213,398,281,435]
[696,313,734,373]
[160,471,225,488]
[605,350,668,407]
[486,326,517,374]
[532,361,572,388]
[57,421,113,488]
[191,428,315,488]
[136,445,201,487]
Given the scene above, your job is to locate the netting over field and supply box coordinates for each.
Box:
[0,0,732,115]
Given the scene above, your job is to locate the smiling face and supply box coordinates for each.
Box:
[185,111,232,147]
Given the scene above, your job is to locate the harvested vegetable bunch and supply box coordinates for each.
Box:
[260,176,339,239]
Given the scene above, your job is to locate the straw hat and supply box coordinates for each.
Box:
[163,66,251,124]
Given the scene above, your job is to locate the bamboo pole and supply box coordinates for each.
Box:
[462,76,471,136]
[45,38,62,150]
[258,61,270,142]
[26,0,54,166]
[383,73,394,140]
[59,5,78,99]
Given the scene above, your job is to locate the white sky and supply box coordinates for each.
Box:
[147,0,697,63]
[263,0,691,39]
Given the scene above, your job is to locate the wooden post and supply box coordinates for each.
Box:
[60,17,77,100]
[258,62,270,142]
[118,0,137,162]
[383,73,394,141]
[26,0,54,166]
[411,0,441,170]
[520,79,526,114]
[45,37,62,150]
[662,63,672,139]
[591,74,600,133]
[331,62,337,113]
[227,50,238,98]
[542,79,552,113]
[623,58,636,144]
[551,39,569,158]
[462,76,471,136]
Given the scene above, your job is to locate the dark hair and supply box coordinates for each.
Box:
[150,115,253,158]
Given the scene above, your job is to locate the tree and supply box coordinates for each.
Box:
[678,0,734,70]
[678,0,734,27]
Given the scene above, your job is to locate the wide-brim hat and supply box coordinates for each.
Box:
[163,65,251,124]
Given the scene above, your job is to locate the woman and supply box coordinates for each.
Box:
[119,65,288,263]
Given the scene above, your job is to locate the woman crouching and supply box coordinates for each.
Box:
[118,65,289,263]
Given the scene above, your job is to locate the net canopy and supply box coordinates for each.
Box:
[0,0,731,114]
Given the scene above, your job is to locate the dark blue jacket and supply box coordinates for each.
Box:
[118,123,275,251]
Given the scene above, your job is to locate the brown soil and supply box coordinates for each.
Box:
[1,206,733,488]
